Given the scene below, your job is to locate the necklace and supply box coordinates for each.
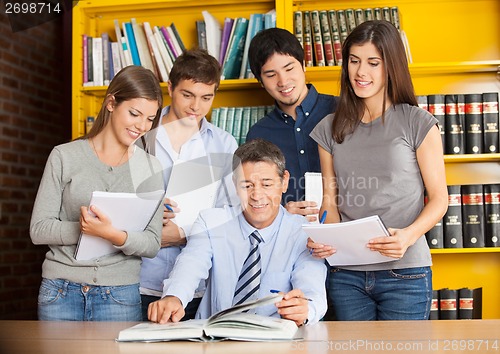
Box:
[90,138,129,167]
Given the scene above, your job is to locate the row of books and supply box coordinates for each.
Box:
[82,9,277,87]
[293,6,408,67]
[210,105,274,145]
[430,287,482,320]
[83,18,187,86]
[199,10,276,80]
[418,92,499,155]
[425,184,499,249]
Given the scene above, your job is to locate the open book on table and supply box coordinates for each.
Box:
[116,293,299,342]
[74,189,165,261]
[302,215,397,266]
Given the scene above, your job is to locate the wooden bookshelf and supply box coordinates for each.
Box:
[72,0,500,317]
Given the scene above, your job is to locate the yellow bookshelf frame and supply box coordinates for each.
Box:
[73,0,500,318]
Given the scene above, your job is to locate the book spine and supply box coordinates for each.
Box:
[458,287,482,319]
[160,26,179,59]
[444,94,465,154]
[86,36,93,84]
[101,33,110,86]
[293,11,303,48]
[354,8,365,26]
[243,14,263,79]
[429,289,440,320]
[232,107,244,144]
[428,94,446,151]
[484,184,500,247]
[196,20,207,51]
[417,95,428,111]
[364,8,374,21]
[240,107,252,145]
[327,10,342,66]
[426,220,444,249]
[82,34,89,85]
[439,288,458,320]
[373,8,382,21]
[319,10,334,66]
[390,6,401,30]
[145,26,168,82]
[336,10,348,44]
[218,107,228,131]
[464,93,484,154]
[132,19,157,77]
[166,26,183,60]
[224,107,235,135]
[444,185,463,248]
[221,18,249,80]
[302,11,313,67]
[382,7,392,23]
[92,36,103,87]
[153,27,173,74]
[219,17,234,66]
[310,10,325,67]
[113,19,127,68]
[123,22,141,66]
[210,107,219,127]
[482,92,499,153]
[345,9,356,34]
[110,41,122,78]
[458,288,473,319]
[461,184,485,248]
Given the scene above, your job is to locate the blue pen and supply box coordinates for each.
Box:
[164,203,174,212]
[319,210,327,224]
[270,289,312,301]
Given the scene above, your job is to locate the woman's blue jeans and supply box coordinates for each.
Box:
[327,266,432,320]
[38,278,142,321]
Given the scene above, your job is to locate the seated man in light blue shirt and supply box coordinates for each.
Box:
[139,48,238,321]
[148,139,327,326]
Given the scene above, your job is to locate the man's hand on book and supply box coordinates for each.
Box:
[148,295,185,324]
[275,289,309,327]
[285,200,319,222]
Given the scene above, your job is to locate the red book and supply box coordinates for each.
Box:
[302,11,313,67]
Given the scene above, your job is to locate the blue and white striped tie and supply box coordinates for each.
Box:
[233,231,262,306]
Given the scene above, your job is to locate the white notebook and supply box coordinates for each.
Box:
[302,215,396,266]
[74,190,165,261]
[304,172,323,223]
[166,156,223,234]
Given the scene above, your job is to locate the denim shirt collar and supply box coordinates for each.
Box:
[275,83,319,121]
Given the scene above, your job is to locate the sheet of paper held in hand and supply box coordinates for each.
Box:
[166,156,223,231]
[302,215,396,266]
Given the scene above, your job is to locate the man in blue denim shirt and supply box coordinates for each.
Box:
[148,139,327,326]
[246,28,337,220]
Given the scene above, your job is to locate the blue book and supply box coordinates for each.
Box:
[221,17,249,80]
[123,22,141,65]
[240,13,264,79]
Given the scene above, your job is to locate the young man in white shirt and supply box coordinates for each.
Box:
[139,49,238,320]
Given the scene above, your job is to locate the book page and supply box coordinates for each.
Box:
[208,293,283,321]
[302,215,396,266]
[75,190,165,260]
[116,320,206,342]
[205,313,298,341]
[166,157,223,233]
